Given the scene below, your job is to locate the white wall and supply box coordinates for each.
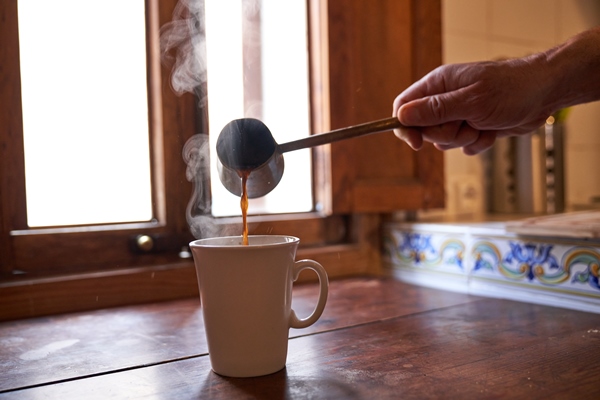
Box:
[442,0,600,216]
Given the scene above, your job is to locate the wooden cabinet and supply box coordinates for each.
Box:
[316,0,444,214]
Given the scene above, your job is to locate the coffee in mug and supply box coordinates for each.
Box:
[189,235,328,377]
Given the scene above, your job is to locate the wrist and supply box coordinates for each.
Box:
[543,27,600,111]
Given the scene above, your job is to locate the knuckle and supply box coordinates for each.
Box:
[429,96,447,121]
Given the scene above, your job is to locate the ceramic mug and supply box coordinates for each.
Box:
[189,235,329,377]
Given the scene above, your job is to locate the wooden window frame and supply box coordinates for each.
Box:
[1,0,195,274]
[0,0,442,321]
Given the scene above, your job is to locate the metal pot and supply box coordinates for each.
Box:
[216,116,403,198]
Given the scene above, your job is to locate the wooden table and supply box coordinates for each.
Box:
[1,277,599,399]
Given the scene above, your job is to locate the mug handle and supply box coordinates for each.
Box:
[289,259,329,329]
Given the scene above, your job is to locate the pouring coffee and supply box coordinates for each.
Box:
[216,116,404,199]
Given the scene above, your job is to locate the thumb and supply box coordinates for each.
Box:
[398,91,464,126]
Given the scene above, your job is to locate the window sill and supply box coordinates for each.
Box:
[0,242,382,322]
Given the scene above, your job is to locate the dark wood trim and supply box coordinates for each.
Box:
[412,0,445,210]
[326,0,444,214]
[146,0,168,223]
[0,242,381,322]
[353,180,426,212]
[0,0,28,276]
[0,262,198,322]
[156,0,198,245]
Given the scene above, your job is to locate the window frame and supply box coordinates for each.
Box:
[1,0,195,275]
[0,0,443,321]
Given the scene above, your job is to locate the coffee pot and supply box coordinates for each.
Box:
[216,116,404,198]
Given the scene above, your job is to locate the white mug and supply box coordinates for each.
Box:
[189,235,329,378]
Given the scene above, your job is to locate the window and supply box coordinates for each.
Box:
[1,0,194,279]
[204,0,313,217]
[18,0,153,227]
[0,0,444,321]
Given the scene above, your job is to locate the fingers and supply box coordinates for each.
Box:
[394,121,464,152]
[439,125,497,155]
[420,121,465,146]
[398,88,473,127]
[394,64,474,127]
[393,127,424,150]
[394,120,497,155]
[462,131,497,155]
[393,108,463,151]
[394,64,457,107]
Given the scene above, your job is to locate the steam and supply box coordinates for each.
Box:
[161,1,216,239]
[159,0,207,103]
[162,0,262,239]
[182,134,235,238]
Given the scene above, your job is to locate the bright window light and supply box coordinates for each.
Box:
[206,0,313,217]
[18,0,153,227]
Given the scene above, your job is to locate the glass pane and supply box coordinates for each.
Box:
[205,0,313,217]
[18,0,153,227]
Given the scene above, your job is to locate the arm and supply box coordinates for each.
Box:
[393,27,600,155]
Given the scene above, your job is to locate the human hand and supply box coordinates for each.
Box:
[392,57,552,155]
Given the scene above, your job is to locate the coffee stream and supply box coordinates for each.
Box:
[182,133,252,244]
[240,170,250,245]
[162,1,257,245]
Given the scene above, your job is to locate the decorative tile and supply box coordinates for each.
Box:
[385,230,465,272]
[383,222,600,313]
[471,238,600,296]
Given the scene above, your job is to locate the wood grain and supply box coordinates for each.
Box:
[0,262,199,322]
[326,0,444,213]
[0,278,475,393]
[2,278,599,399]
[0,0,28,276]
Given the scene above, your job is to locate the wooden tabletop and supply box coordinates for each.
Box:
[1,277,599,399]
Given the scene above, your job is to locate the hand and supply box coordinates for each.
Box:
[392,57,553,155]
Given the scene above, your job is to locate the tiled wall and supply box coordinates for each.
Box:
[383,221,600,313]
[441,0,600,216]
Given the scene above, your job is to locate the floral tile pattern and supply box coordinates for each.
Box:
[473,240,600,292]
[388,231,465,271]
[383,222,600,313]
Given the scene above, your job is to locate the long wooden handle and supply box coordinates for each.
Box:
[278,116,403,153]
